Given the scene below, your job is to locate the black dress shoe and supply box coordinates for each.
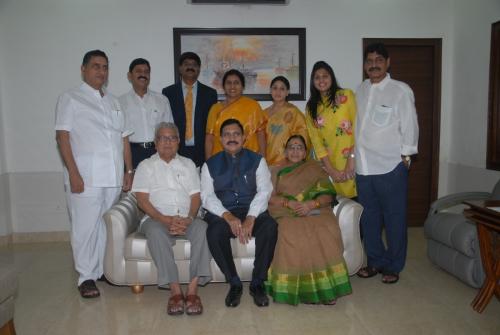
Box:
[225,284,243,307]
[249,284,269,307]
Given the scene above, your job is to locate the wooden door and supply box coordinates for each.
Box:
[362,38,442,226]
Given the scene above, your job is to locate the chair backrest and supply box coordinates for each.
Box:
[491,179,500,200]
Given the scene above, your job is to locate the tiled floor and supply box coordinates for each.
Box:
[2,228,499,335]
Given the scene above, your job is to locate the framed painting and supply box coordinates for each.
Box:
[173,27,306,101]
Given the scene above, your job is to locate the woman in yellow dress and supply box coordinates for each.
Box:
[305,61,357,198]
[205,69,267,159]
[264,76,309,166]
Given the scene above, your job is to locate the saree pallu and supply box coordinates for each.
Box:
[264,103,309,166]
[266,160,352,305]
[206,96,267,157]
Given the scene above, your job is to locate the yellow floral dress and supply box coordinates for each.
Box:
[264,102,310,166]
[305,89,357,198]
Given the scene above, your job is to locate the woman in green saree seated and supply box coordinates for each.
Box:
[266,135,352,305]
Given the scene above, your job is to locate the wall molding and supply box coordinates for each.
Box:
[0,231,70,245]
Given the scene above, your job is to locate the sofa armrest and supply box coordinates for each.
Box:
[103,193,143,284]
[428,192,491,216]
[334,196,364,275]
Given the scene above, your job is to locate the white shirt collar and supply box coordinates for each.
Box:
[131,88,150,99]
[370,73,391,89]
[81,81,106,97]
[152,152,180,165]
[182,80,198,90]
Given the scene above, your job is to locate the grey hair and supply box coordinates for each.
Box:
[154,122,179,139]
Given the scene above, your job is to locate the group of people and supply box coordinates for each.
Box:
[55,42,419,316]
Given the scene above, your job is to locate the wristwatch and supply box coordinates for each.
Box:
[402,155,411,167]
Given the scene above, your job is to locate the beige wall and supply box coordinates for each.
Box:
[0,0,498,235]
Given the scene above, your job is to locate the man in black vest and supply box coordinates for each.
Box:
[201,118,277,307]
[162,52,218,167]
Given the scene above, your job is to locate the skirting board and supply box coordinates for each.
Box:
[0,231,70,245]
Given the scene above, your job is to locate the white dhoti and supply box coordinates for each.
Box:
[65,186,121,285]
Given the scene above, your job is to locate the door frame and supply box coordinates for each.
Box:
[362,38,442,203]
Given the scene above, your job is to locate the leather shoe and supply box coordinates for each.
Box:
[249,284,269,307]
[225,284,243,307]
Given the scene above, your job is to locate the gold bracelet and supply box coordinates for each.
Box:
[283,198,289,208]
[314,199,321,208]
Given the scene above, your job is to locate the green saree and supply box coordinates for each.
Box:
[266,160,352,305]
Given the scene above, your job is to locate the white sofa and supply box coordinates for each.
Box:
[103,193,364,292]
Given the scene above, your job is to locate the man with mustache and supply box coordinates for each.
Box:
[355,43,419,284]
[201,118,277,308]
[163,52,218,167]
[119,58,173,168]
[55,50,133,298]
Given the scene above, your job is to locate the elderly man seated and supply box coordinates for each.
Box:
[132,122,211,316]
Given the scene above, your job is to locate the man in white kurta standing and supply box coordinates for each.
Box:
[55,50,133,298]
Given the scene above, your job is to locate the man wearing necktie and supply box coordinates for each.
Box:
[163,52,218,167]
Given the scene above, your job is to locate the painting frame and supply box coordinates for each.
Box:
[487,20,500,170]
[173,27,306,101]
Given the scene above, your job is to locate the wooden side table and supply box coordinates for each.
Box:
[463,199,500,313]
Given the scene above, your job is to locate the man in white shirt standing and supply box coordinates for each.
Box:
[132,122,211,316]
[355,43,419,284]
[119,58,173,168]
[55,50,134,298]
[201,118,277,308]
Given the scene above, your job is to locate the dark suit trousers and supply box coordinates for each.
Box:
[205,209,277,283]
[130,145,156,169]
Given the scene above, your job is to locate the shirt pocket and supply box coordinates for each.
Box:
[149,109,161,127]
[110,110,125,132]
[371,105,393,127]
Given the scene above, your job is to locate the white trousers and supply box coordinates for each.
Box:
[65,186,121,285]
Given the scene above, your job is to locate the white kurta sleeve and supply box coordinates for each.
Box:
[398,87,419,155]
[200,163,228,217]
[247,158,273,218]
[54,93,74,131]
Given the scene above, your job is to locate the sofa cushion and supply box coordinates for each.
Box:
[427,239,484,288]
[424,212,479,258]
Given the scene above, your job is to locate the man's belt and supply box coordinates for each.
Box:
[130,141,155,149]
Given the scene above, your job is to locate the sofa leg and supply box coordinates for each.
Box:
[131,285,144,294]
[0,319,16,335]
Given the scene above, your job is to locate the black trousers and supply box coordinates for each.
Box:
[130,144,156,169]
[205,209,277,283]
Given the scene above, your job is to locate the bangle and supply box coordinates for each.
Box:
[314,199,321,208]
[349,153,355,159]
[283,198,289,208]
[127,169,134,174]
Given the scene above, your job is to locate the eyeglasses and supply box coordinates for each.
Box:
[286,144,305,151]
[156,135,179,143]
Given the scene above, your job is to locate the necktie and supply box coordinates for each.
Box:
[185,85,193,141]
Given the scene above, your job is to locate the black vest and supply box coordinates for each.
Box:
[206,149,261,211]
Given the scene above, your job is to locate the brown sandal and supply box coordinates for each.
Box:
[382,272,400,284]
[167,294,185,315]
[185,294,203,315]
